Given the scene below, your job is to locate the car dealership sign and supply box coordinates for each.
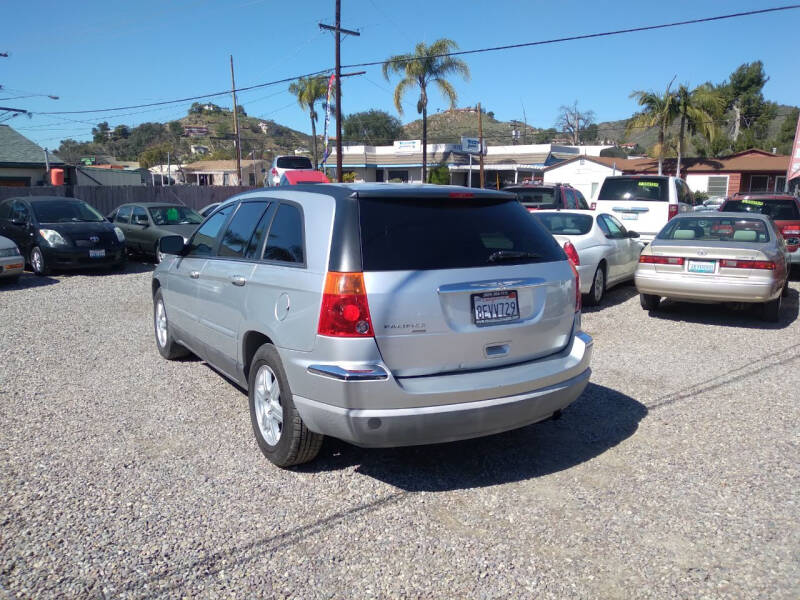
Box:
[461,137,486,155]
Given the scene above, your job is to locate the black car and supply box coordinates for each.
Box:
[0,196,127,275]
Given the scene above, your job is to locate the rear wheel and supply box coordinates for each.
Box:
[248,343,322,468]
[584,264,606,306]
[640,293,660,311]
[30,246,50,276]
[763,296,781,322]
[153,288,190,359]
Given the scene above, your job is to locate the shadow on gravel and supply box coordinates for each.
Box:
[299,383,647,492]
[644,288,799,330]
[0,272,58,289]
[582,281,638,313]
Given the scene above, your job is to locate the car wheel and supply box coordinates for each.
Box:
[248,343,323,468]
[30,246,50,276]
[584,264,606,306]
[640,293,660,311]
[153,288,190,359]
[762,296,781,322]
[154,242,164,264]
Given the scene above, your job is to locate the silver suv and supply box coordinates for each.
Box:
[152,184,593,467]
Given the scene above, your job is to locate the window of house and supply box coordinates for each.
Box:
[263,203,305,264]
[775,176,787,192]
[590,182,599,199]
[707,176,728,197]
[750,175,769,192]
[218,201,269,259]
[387,170,408,183]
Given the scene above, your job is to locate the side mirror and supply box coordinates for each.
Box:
[627,230,640,238]
[159,235,186,256]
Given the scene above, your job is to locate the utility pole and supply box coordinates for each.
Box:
[478,103,485,189]
[320,0,359,182]
[230,55,243,185]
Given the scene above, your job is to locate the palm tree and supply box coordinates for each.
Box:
[288,76,332,169]
[627,79,679,175]
[382,39,470,182]
[674,84,724,178]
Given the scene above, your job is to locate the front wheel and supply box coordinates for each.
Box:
[30,246,51,276]
[762,296,781,322]
[640,293,660,311]
[248,344,322,468]
[584,264,606,306]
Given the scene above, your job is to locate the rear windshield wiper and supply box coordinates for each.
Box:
[487,250,541,263]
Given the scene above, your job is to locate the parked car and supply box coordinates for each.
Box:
[267,155,314,187]
[0,235,24,283]
[635,212,789,321]
[108,203,203,262]
[594,175,693,242]
[503,183,591,212]
[693,197,725,212]
[719,193,800,265]
[535,210,643,306]
[0,196,126,275]
[152,184,593,467]
[279,170,330,185]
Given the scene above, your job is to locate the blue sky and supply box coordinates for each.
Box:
[3,0,799,148]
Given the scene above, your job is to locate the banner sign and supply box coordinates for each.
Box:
[321,74,336,168]
[393,140,421,153]
[460,137,486,155]
[787,112,800,185]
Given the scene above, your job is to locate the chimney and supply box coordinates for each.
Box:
[772,147,777,154]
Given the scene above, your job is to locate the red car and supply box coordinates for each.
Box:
[720,193,800,265]
[279,170,330,186]
[503,183,591,212]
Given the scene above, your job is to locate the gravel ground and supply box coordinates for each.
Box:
[1,266,798,599]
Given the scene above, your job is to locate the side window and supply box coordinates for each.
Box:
[0,200,11,220]
[565,189,577,209]
[132,206,148,225]
[187,205,233,256]
[602,215,625,239]
[12,201,30,222]
[245,204,276,260]
[218,201,270,258]
[264,203,305,264]
[607,215,629,237]
[116,206,132,224]
[576,191,589,210]
[596,216,611,236]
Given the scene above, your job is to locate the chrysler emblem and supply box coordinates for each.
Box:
[89,235,100,243]
[697,250,707,256]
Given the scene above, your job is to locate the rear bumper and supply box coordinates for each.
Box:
[287,331,593,447]
[0,256,24,277]
[635,270,781,303]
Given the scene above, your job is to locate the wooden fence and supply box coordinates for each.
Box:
[0,186,259,215]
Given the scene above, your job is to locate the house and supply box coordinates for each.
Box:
[184,125,209,137]
[0,124,64,186]
[181,159,268,186]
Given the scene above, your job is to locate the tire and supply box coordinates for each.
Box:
[30,246,51,276]
[248,343,323,468]
[584,263,606,306]
[640,293,660,311]
[153,288,190,359]
[762,296,781,322]
[154,242,163,264]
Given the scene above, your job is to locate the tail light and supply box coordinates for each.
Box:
[590,202,597,210]
[563,241,580,266]
[720,259,775,270]
[569,261,581,313]
[318,272,374,337]
[781,226,800,236]
[639,255,685,265]
[271,167,278,179]
[668,204,679,220]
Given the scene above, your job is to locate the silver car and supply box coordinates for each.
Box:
[151,184,593,467]
[635,212,789,321]
[0,235,24,283]
[536,210,643,306]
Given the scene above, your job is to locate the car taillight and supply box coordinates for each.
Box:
[563,241,580,266]
[569,261,581,312]
[668,204,679,220]
[639,255,685,265]
[781,226,800,236]
[271,168,278,177]
[590,202,596,210]
[719,259,775,270]
[318,272,374,337]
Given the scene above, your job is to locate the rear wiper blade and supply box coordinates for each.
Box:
[487,250,541,263]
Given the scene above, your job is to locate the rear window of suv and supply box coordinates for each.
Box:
[505,187,557,209]
[358,197,564,271]
[599,177,668,202]
[276,156,313,169]
[723,198,800,220]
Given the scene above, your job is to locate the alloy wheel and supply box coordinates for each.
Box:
[254,365,283,446]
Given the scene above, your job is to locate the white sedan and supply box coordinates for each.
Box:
[535,210,644,305]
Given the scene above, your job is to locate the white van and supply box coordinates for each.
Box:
[594,175,693,242]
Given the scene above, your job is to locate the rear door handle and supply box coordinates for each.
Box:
[190,271,200,279]
[230,275,246,286]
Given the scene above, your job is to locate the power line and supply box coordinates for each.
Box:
[34,4,799,117]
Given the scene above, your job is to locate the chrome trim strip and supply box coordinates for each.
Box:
[612,206,650,213]
[307,364,389,381]
[438,277,547,294]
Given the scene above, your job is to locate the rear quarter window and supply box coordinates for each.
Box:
[359,197,564,271]
[536,213,593,235]
[599,177,668,202]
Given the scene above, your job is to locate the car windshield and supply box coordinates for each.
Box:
[535,212,594,235]
[599,177,668,202]
[148,206,203,225]
[32,200,104,223]
[657,216,770,243]
[723,198,800,220]
[276,156,312,169]
[507,187,557,209]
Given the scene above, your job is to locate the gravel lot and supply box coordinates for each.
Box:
[1,265,798,599]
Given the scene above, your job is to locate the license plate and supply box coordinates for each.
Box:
[688,260,715,274]
[89,249,106,258]
[621,213,638,220]
[471,290,520,326]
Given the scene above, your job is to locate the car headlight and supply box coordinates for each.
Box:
[38,229,69,247]
[0,246,21,257]
[114,226,125,243]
